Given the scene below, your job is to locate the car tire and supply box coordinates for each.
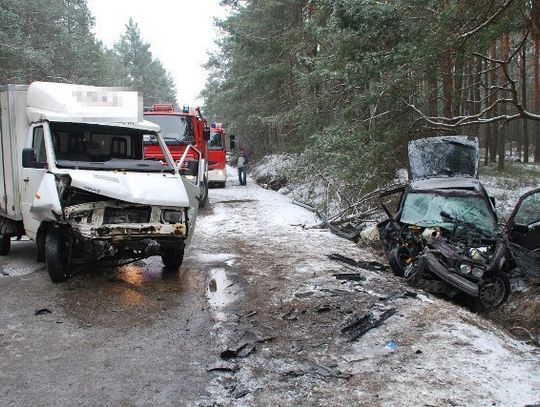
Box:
[199,179,209,208]
[0,234,11,256]
[161,242,185,270]
[476,272,510,310]
[387,246,411,277]
[46,229,70,283]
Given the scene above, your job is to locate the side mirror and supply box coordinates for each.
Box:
[22,148,37,168]
[203,126,210,141]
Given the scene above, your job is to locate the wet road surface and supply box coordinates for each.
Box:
[1,176,539,406]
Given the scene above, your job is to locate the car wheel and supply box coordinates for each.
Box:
[46,229,71,283]
[0,234,11,256]
[387,246,413,277]
[199,179,209,208]
[161,242,185,270]
[477,272,510,310]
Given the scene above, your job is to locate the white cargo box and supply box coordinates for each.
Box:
[0,85,28,220]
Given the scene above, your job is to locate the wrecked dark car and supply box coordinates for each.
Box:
[378,136,540,309]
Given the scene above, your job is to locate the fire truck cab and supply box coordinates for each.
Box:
[208,123,228,188]
[144,104,209,206]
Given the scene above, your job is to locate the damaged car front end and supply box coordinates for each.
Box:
[379,136,540,309]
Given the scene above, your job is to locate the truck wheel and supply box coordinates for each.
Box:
[199,179,209,208]
[46,229,71,283]
[0,234,11,256]
[161,242,185,270]
[476,272,510,310]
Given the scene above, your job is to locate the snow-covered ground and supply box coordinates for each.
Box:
[194,167,540,406]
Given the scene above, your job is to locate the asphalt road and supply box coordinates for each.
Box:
[1,178,539,407]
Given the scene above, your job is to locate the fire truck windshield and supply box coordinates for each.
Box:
[208,132,224,150]
[144,115,194,145]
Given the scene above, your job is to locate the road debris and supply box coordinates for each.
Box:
[207,362,240,373]
[333,273,366,282]
[220,342,256,360]
[341,308,397,341]
[384,341,399,351]
[34,308,52,316]
[327,253,388,272]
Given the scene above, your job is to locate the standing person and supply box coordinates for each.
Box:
[237,149,248,186]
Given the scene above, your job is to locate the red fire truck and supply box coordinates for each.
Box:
[143,104,209,206]
[208,123,228,188]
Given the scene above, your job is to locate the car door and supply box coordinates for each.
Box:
[506,188,540,278]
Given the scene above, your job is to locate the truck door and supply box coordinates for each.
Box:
[20,125,50,239]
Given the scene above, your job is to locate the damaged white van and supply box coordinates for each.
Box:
[0,82,202,282]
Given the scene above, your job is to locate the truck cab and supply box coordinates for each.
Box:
[207,123,228,188]
[143,104,210,206]
[0,82,201,282]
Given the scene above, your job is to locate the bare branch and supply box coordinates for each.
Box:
[457,0,516,40]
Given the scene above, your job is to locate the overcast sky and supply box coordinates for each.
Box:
[86,0,227,106]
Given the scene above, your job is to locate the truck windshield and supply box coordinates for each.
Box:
[208,132,223,150]
[144,115,194,145]
[400,191,497,237]
[50,123,174,173]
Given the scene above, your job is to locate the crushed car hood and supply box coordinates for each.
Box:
[60,170,192,207]
[408,136,479,180]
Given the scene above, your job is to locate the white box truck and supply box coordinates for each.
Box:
[0,82,203,282]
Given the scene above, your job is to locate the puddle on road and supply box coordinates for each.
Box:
[206,268,238,321]
[60,257,197,327]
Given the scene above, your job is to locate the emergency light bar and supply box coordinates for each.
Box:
[152,103,174,112]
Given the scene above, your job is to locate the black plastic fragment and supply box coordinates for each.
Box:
[341,308,397,341]
[34,308,52,316]
[327,253,388,271]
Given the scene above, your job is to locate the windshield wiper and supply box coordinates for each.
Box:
[439,211,494,238]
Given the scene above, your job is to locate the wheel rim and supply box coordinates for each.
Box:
[479,277,507,308]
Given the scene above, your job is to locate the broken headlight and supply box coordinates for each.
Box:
[67,209,93,223]
[458,263,472,275]
[162,210,183,223]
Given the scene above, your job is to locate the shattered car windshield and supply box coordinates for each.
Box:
[144,115,194,145]
[50,123,174,173]
[400,191,497,236]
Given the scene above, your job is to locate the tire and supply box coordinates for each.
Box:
[0,234,11,256]
[45,229,71,283]
[199,179,209,208]
[387,246,413,277]
[476,272,510,310]
[161,242,185,270]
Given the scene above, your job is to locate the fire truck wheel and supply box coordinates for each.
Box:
[45,229,71,283]
[161,242,185,270]
[0,234,11,256]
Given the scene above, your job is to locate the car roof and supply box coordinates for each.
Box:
[409,176,485,193]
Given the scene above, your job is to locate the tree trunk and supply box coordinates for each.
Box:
[489,42,498,163]
[535,33,540,162]
[522,33,529,163]
[497,34,510,170]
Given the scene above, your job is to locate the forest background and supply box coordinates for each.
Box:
[2,0,540,194]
